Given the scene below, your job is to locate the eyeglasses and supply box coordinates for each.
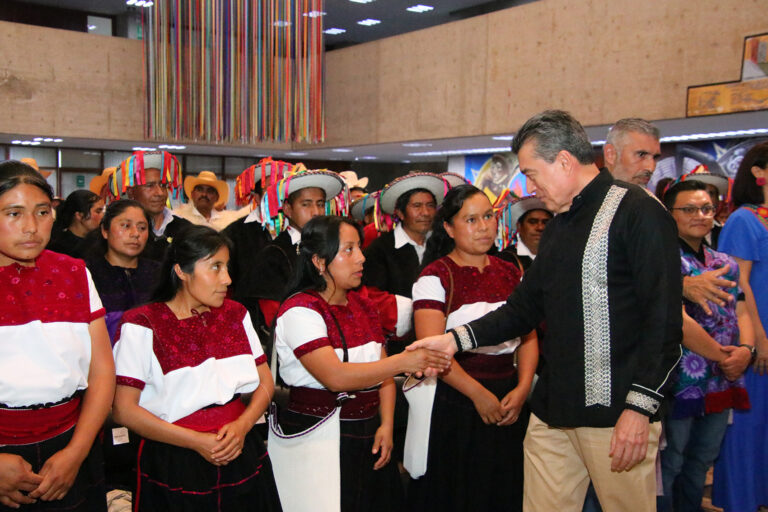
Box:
[137,181,168,190]
[670,205,716,216]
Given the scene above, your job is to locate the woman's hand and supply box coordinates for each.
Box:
[498,386,528,426]
[191,432,227,466]
[371,423,393,470]
[0,454,42,508]
[212,418,252,464]
[398,348,451,375]
[28,447,84,502]
[472,388,503,425]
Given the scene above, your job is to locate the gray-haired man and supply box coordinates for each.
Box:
[603,118,662,187]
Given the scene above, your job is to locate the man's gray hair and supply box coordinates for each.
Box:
[511,110,595,165]
[606,118,660,148]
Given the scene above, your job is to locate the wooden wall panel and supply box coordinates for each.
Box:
[0,21,143,140]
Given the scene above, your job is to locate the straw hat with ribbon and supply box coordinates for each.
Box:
[184,171,229,209]
[350,191,380,222]
[90,167,116,195]
[441,172,470,189]
[378,172,448,215]
[259,168,349,238]
[496,195,550,251]
[679,164,732,200]
[234,157,298,207]
[108,150,183,201]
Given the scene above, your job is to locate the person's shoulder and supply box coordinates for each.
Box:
[40,249,85,268]
[278,291,323,315]
[217,298,247,320]
[364,230,394,252]
[489,254,521,276]
[419,256,452,278]
[121,302,161,327]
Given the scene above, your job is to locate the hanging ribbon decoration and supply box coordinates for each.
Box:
[144,0,325,144]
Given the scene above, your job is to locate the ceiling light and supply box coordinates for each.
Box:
[87,24,97,30]
[20,141,31,145]
[43,138,54,142]
[135,0,145,6]
[273,20,291,27]
[303,11,326,18]
[408,147,510,157]
[332,148,353,152]
[144,1,153,6]
[492,135,514,141]
[11,140,21,144]
[158,144,186,150]
[406,4,434,13]
[285,152,308,156]
[402,142,432,147]
[349,0,374,3]
[33,137,43,141]
[324,28,346,35]
[357,19,381,26]
[660,128,768,142]
[53,138,63,143]
[132,146,156,151]
[29,142,41,146]
[126,0,137,4]
[360,156,377,160]
[402,160,412,163]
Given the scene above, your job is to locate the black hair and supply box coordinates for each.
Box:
[511,109,595,165]
[283,215,363,299]
[662,179,709,211]
[519,208,553,225]
[53,189,101,235]
[151,224,233,303]
[394,187,437,215]
[84,199,150,257]
[422,184,487,268]
[0,160,54,201]
[732,141,768,207]
[654,177,673,202]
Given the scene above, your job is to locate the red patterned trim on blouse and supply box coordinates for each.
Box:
[116,376,146,390]
[0,251,94,326]
[90,307,106,322]
[413,299,445,312]
[293,337,331,359]
[254,354,267,366]
[117,300,256,374]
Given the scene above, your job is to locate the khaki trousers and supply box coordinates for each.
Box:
[523,412,661,512]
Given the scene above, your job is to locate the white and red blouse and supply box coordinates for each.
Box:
[274,290,385,389]
[412,255,522,355]
[113,300,266,423]
[0,250,105,408]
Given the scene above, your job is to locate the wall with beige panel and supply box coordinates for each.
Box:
[0,20,144,140]
[315,0,767,147]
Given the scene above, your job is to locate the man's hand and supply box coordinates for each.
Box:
[718,345,752,381]
[755,335,768,375]
[682,267,736,315]
[0,454,42,509]
[609,409,650,472]
[406,333,458,377]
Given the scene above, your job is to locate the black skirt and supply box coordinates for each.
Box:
[0,427,106,512]
[134,429,281,512]
[407,375,529,512]
[278,410,405,512]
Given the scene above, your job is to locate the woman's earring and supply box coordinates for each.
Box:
[756,177,766,186]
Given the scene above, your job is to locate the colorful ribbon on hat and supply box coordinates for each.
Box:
[234,157,294,207]
[493,189,522,251]
[108,151,183,203]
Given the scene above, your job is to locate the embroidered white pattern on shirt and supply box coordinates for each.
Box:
[625,390,660,414]
[453,325,474,352]
[582,185,627,407]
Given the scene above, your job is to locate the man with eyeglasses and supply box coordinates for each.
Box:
[126,152,192,261]
[659,178,754,512]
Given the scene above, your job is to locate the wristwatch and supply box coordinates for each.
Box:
[738,344,757,363]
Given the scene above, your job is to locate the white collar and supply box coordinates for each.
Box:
[393,223,429,250]
[244,208,263,224]
[287,224,302,245]
[153,208,176,236]
[516,236,536,259]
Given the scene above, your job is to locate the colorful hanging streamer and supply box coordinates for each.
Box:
[144,0,325,144]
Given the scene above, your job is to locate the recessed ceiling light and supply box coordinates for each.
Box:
[406,4,434,13]
[332,148,353,152]
[273,20,291,27]
[285,152,308,156]
[492,135,514,141]
[402,142,432,147]
[402,160,412,163]
[87,24,97,30]
[349,0,374,3]
[126,0,136,4]
[303,11,326,18]
[408,147,510,157]
[357,19,381,26]
[324,28,346,35]
[29,142,41,146]
[33,137,44,142]
[43,138,54,142]
[360,156,377,160]
[53,138,63,143]
[158,144,186,150]
[11,140,21,144]
[132,146,156,151]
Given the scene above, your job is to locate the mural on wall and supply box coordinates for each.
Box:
[650,137,768,191]
[463,153,528,203]
[687,33,768,117]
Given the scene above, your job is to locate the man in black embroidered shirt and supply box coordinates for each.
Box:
[409,110,682,512]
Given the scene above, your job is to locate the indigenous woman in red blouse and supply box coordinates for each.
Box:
[406,185,538,512]
[111,225,281,511]
[272,216,449,512]
[0,160,115,511]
